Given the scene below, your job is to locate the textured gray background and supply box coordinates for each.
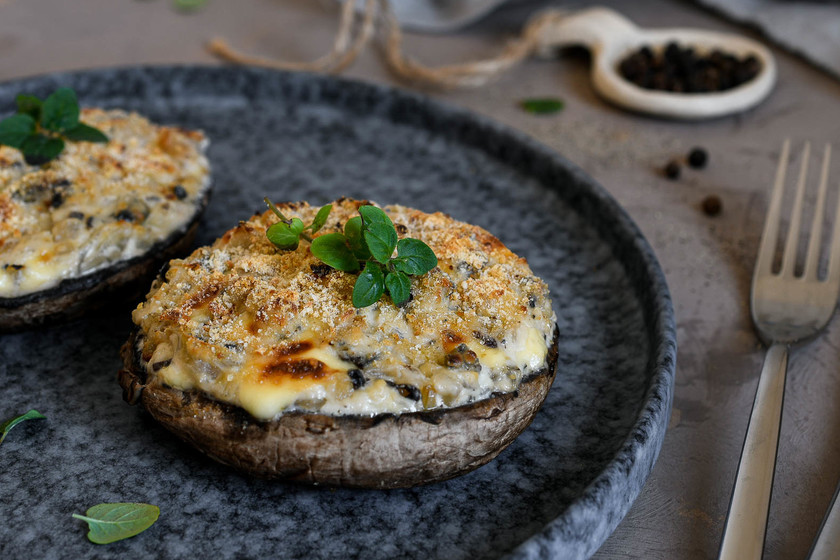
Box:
[0,1,839,559]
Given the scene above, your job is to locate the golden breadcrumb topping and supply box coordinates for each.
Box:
[0,108,210,297]
[133,198,555,419]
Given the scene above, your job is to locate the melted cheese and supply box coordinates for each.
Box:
[133,199,556,420]
[0,109,210,298]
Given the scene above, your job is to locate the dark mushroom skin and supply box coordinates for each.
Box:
[119,326,559,489]
[0,189,210,332]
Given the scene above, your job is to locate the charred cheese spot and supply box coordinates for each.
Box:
[263,359,328,381]
[133,199,556,420]
[0,108,210,298]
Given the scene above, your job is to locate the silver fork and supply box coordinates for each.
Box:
[718,140,839,560]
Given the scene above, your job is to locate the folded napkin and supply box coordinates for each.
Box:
[693,0,840,81]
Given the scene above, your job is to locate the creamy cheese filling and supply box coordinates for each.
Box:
[0,109,210,298]
[143,322,552,419]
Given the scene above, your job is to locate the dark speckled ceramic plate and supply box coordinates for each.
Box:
[0,66,675,560]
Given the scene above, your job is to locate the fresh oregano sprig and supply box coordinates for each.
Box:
[0,87,108,165]
[264,197,332,250]
[264,200,437,307]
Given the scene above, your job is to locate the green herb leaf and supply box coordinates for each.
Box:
[41,87,80,132]
[309,204,332,234]
[385,271,411,306]
[72,503,160,544]
[353,261,385,308]
[359,206,397,264]
[21,134,64,166]
[519,97,565,115]
[174,0,209,11]
[394,238,438,275]
[310,233,360,272]
[63,123,109,143]
[266,222,301,250]
[344,216,371,261]
[0,409,45,444]
[15,94,42,121]
[289,217,305,236]
[0,114,36,149]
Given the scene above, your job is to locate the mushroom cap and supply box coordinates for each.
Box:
[119,327,559,489]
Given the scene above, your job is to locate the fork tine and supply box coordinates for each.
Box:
[756,139,790,275]
[805,145,832,280]
[780,142,811,276]
[825,145,840,284]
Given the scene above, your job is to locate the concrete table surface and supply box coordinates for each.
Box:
[1,1,839,558]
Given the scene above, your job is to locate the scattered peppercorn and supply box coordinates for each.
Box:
[68,211,85,220]
[688,147,708,168]
[664,161,681,180]
[618,43,762,93]
[172,185,187,200]
[702,195,723,216]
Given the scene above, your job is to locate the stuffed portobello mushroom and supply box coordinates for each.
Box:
[120,198,558,488]
[0,108,211,331]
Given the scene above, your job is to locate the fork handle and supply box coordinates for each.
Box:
[808,481,840,560]
[718,343,788,560]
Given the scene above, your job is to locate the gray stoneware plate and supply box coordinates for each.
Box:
[0,66,676,560]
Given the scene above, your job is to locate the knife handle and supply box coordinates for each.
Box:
[718,343,788,560]
[808,481,840,560]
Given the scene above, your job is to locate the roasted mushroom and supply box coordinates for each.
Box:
[120,199,557,488]
[0,109,211,331]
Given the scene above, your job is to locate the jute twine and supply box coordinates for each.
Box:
[207,0,569,89]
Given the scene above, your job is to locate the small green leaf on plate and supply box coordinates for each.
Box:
[353,261,385,308]
[394,238,437,275]
[310,233,360,272]
[41,87,80,132]
[72,503,160,545]
[266,221,300,250]
[63,123,109,143]
[0,114,36,149]
[0,409,45,444]
[359,206,397,264]
[309,204,332,234]
[519,97,565,115]
[385,271,411,306]
[174,0,209,11]
[15,94,42,121]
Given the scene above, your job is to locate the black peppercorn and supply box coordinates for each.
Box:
[688,148,708,168]
[702,195,723,216]
[664,161,681,180]
[618,43,762,94]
